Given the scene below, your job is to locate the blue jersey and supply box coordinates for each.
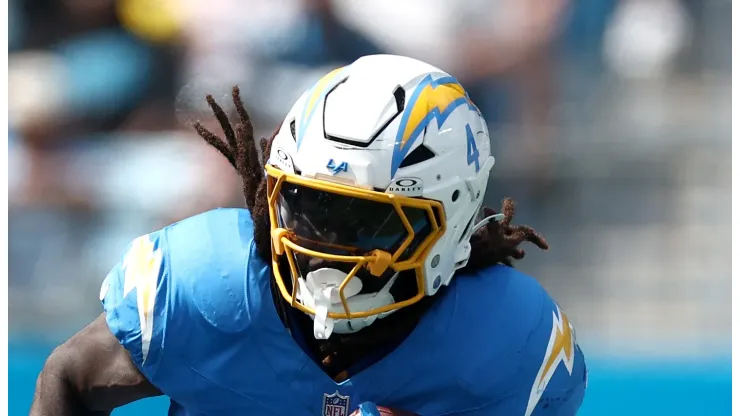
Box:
[101,208,587,415]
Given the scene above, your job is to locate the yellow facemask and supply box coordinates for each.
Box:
[265,164,447,320]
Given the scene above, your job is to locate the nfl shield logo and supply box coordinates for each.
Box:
[323,391,350,416]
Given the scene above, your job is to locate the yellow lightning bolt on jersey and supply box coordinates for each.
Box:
[122,234,163,362]
[525,306,576,416]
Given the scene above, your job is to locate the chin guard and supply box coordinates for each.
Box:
[296,267,401,338]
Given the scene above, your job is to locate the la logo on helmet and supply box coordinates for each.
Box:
[327,159,349,175]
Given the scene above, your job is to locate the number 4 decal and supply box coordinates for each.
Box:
[465,124,480,172]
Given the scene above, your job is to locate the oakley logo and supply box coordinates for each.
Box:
[387,177,423,196]
[327,159,348,175]
[272,147,295,173]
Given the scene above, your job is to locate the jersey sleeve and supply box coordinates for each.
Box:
[517,304,588,416]
[100,230,169,380]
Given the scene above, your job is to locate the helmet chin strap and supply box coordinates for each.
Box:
[471,213,505,234]
[453,210,505,267]
[296,268,399,339]
[311,285,337,339]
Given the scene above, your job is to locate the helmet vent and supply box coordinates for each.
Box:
[392,85,405,111]
[399,143,435,168]
[289,119,296,141]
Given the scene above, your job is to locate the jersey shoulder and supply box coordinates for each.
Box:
[100,208,271,382]
[444,265,550,352]
[438,266,587,414]
[437,266,548,384]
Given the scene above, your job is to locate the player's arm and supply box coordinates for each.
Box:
[30,314,162,416]
[33,229,182,415]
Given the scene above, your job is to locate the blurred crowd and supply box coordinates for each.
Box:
[8,0,731,359]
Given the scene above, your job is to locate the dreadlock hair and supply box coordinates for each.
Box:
[193,86,550,378]
[462,201,549,271]
[192,86,275,261]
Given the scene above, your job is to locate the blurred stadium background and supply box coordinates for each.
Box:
[8,0,731,414]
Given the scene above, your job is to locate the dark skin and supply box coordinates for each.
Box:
[30,87,548,414]
[30,315,162,415]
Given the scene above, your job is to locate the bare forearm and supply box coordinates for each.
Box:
[30,361,109,416]
[29,316,162,415]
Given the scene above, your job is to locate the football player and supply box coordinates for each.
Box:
[31,55,587,416]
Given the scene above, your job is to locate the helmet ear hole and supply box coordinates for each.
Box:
[451,190,460,202]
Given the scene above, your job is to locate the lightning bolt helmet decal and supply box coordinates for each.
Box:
[391,74,478,177]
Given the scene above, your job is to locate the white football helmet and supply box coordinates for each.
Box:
[265,55,495,339]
